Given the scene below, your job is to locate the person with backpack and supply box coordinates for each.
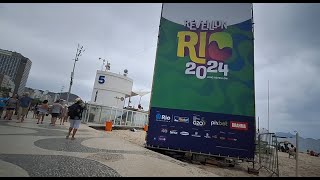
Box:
[66,98,84,140]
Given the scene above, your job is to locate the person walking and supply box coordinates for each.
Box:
[37,100,49,124]
[25,105,31,118]
[17,92,32,123]
[60,104,68,125]
[56,100,64,123]
[4,94,18,120]
[50,99,63,126]
[0,96,9,119]
[66,98,84,140]
[14,94,19,116]
[32,103,39,119]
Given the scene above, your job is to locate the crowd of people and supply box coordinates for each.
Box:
[278,142,320,158]
[278,142,297,158]
[0,92,32,122]
[124,104,144,111]
[307,150,320,157]
[0,93,85,140]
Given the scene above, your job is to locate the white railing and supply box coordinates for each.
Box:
[82,104,149,128]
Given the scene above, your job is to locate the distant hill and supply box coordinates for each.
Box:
[24,87,80,103]
[58,92,79,102]
[275,132,295,138]
[275,132,320,153]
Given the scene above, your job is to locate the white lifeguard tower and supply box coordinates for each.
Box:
[83,60,150,127]
[89,61,134,109]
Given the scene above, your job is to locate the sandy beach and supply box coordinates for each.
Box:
[108,129,320,177]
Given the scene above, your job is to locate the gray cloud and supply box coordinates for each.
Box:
[1,3,319,139]
[0,3,161,108]
[254,3,320,139]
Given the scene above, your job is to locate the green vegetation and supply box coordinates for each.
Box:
[0,87,12,97]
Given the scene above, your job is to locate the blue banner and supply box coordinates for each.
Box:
[146,107,255,159]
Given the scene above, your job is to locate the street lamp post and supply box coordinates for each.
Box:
[294,131,299,177]
[59,85,64,99]
[268,80,270,132]
[66,44,85,104]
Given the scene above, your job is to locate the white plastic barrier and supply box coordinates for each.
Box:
[82,104,148,128]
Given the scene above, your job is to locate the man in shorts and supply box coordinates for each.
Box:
[17,92,32,123]
[66,98,84,140]
[50,99,63,126]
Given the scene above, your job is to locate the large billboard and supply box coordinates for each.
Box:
[146,3,255,160]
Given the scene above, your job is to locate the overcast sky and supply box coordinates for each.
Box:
[0,3,319,139]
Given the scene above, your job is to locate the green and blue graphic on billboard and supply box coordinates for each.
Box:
[147,3,255,159]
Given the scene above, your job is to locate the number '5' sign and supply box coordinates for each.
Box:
[98,75,105,84]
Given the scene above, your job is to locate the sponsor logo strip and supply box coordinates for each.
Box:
[174,116,189,123]
[211,120,228,126]
[193,115,206,127]
[230,121,248,131]
[180,131,189,136]
[158,136,166,141]
[169,130,178,135]
[156,113,171,122]
[191,132,201,137]
[161,128,168,133]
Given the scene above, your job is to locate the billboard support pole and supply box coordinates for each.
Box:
[295,131,299,177]
[268,80,270,132]
[252,4,258,165]
[258,116,259,134]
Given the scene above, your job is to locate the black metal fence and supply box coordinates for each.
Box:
[255,133,279,177]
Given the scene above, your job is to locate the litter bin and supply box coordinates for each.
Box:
[143,125,148,132]
[105,121,112,131]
